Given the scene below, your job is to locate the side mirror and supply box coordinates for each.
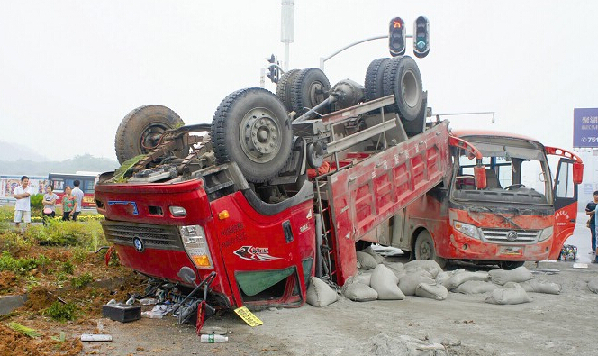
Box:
[474,166,487,189]
[573,162,584,185]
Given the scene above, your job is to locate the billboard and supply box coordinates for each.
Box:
[573,108,598,148]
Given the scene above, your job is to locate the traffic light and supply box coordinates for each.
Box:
[266,54,279,84]
[388,17,406,57]
[413,16,430,58]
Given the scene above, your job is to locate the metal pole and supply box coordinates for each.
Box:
[320,34,413,70]
[259,68,266,88]
[284,42,290,71]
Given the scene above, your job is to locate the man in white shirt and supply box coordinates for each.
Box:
[71,179,85,221]
[13,176,33,230]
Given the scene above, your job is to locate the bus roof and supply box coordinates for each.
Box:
[451,129,540,144]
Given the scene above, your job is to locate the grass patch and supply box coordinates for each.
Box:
[0,251,52,275]
[70,273,93,289]
[44,301,78,322]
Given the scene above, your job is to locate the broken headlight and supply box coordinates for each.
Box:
[538,226,553,242]
[453,221,481,240]
[179,225,213,269]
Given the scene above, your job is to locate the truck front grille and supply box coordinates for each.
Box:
[480,228,539,243]
[102,220,184,251]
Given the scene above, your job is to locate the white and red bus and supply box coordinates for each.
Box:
[49,172,99,208]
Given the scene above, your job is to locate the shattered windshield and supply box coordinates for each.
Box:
[451,137,552,205]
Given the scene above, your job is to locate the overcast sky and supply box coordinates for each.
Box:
[1,0,597,161]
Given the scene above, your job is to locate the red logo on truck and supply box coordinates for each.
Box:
[233,246,281,261]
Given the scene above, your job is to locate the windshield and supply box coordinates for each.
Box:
[451,136,552,205]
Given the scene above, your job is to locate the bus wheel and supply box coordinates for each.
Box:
[414,230,447,269]
[114,105,184,164]
[212,87,293,183]
[499,261,525,270]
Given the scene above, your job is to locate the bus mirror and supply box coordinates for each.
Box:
[573,162,583,185]
[474,166,486,189]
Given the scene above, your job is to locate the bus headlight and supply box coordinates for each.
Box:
[179,225,213,269]
[538,226,553,242]
[453,221,481,240]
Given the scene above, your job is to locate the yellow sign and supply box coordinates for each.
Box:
[233,306,263,327]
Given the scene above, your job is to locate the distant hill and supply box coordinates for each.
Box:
[0,154,119,176]
[0,141,48,161]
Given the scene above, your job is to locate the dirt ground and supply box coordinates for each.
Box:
[76,259,598,356]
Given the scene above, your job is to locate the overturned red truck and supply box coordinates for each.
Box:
[95,56,582,329]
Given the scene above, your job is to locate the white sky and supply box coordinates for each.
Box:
[1,0,597,161]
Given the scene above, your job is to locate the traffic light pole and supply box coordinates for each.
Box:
[319,34,413,70]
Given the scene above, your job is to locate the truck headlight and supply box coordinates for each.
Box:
[538,226,553,242]
[453,221,481,240]
[179,225,213,269]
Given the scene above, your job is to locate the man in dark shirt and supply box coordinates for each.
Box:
[585,191,598,254]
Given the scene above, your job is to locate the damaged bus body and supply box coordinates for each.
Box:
[95,57,484,330]
[388,130,584,268]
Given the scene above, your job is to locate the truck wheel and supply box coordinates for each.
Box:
[364,58,390,102]
[382,56,423,121]
[114,105,184,164]
[499,261,525,270]
[212,87,293,183]
[276,69,300,112]
[290,68,331,116]
[414,230,447,269]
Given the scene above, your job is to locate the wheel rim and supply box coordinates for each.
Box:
[240,107,283,163]
[139,124,170,152]
[419,239,433,260]
[308,81,326,106]
[401,69,420,108]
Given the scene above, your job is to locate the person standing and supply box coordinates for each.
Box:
[71,179,84,221]
[13,176,33,230]
[61,186,77,221]
[42,185,59,225]
[586,191,598,255]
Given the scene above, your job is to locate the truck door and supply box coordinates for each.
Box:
[550,158,578,259]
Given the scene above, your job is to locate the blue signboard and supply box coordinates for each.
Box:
[574,108,598,148]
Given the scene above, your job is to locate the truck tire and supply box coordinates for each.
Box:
[276,68,300,112]
[414,230,447,269]
[382,56,423,121]
[290,68,331,116]
[364,58,390,102]
[499,261,525,270]
[212,87,293,183]
[114,105,184,164]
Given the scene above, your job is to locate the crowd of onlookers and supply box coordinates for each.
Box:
[12,175,84,230]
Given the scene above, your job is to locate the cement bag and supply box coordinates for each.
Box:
[435,270,461,286]
[355,271,372,287]
[306,277,338,307]
[455,280,497,295]
[519,279,561,295]
[443,271,490,290]
[404,260,442,278]
[398,271,435,296]
[485,284,531,305]
[415,283,449,300]
[587,277,598,294]
[364,246,386,264]
[370,264,405,300]
[384,262,404,275]
[488,266,532,285]
[342,280,378,302]
[356,251,378,270]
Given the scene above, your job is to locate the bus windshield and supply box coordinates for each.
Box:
[451,137,552,205]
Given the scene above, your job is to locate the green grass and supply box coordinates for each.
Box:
[0,251,52,275]
[70,272,93,289]
[44,301,78,322]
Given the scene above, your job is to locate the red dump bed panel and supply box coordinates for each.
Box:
[328,121,450,284]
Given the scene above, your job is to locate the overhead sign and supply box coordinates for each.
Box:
[574,108,598,148]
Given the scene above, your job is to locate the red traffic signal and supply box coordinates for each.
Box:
[389,17,406,57]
